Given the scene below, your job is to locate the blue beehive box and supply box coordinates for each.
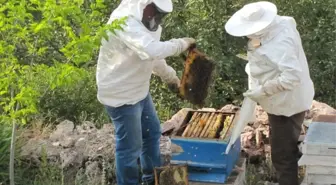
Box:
[170,110,241,184]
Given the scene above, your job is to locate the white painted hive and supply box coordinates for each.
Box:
[299,122,336,185]
[301,122,336,156]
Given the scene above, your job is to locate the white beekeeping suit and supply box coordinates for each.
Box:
[225,1,314,117]
[96,0,194,107]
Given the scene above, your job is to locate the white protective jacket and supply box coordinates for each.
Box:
[245,16,315,117]
[96,0,185,107]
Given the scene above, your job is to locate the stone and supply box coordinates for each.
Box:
[49,120,75,141]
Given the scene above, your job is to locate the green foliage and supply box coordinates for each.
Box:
[0,0,125,66]
[154,0,336,112]
[0,124,25,185]
[37,66,109,124]
[287,0,335,106]
[11,145,64,185]
[0,0,335,183]
[0,0,124,124]
[31,147,64,185]
[0,124,12,183]
[1,0,334,125]
[0,0,123,184]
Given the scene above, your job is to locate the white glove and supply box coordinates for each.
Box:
[170,37,196,56]
[243,85,267,102]
[263,79,286,95]
[180,37,196,51]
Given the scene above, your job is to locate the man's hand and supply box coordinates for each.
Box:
[243,85,267,102]
[263,79,287,95]
[180,37,196,52]
[170,37,196,56]
[167,76,180,93]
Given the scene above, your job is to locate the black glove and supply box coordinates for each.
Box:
[167,77,180,94]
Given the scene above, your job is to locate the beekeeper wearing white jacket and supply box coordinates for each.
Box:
[96,0,195,184]
[225,1,314,185]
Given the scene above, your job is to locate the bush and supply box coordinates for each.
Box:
[37,67,109,125]
[0,124,12,183]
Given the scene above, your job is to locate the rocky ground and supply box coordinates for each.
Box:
[19,100,336,185]
[20,121,116,185]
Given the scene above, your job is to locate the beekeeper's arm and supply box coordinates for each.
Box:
[114,18,194,61]
[262,37,302,96]
[152,59,179,85]
[245,63,258,90]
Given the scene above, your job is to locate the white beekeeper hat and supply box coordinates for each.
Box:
[225,1,277,37]
[153,0,173,13]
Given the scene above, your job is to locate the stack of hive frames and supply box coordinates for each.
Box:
[175,111,236,142]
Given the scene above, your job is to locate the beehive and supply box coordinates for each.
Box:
[178,46,215,107]
[299,121,336,185]
[170,110,241,183]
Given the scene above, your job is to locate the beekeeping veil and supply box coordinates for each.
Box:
[109,0,173,31]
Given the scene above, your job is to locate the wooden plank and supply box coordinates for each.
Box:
[302,122,336,156]
[300,176,330,185]
[306,165,336,176]
[189,158,246,185]
[298,155,336,167]
[306,173,336,184]
[302,144,336,156]
[313,114,336,123]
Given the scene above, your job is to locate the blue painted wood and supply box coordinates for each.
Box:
[170,136,241,183]
[188,168,227,184]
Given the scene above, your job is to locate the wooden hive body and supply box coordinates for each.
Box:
[299,122,336,185]
[170,110,241,184]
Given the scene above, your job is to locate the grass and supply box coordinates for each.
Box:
[245,155,306,185]
[245,161,277,185]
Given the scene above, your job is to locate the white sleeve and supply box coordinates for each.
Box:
[263,37,302,95]
[113,17,184,61]
[245,63,259,90]
[152,59,177,83]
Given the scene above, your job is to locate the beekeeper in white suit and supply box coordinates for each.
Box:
[225,1,314,185]
[96,0,195,184]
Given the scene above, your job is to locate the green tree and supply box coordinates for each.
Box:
[0,0,124,183]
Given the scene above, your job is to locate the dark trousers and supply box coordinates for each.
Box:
[268,111,306,185]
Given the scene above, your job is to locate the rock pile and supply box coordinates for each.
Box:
[20,121,116,185]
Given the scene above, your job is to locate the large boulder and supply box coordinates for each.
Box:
[306,100,336,120]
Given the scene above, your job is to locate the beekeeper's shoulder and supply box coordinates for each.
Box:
[271,16,298,48]
[278,16,298,38]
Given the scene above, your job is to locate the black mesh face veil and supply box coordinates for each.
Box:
[142,3,168,31]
